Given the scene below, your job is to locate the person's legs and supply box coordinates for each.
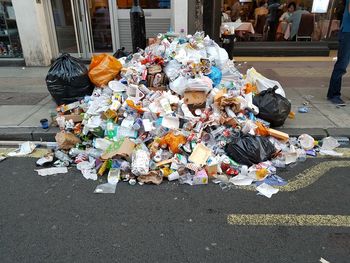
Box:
[267,21,277,41]
[327,32,350,99]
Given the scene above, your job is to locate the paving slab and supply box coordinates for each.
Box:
[312,104,350,128]
[283,104,336,129]
[20,100,56,127]
[0,92,48,105]
[0,105,42,126]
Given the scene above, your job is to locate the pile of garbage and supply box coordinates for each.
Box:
[37,31,340,197]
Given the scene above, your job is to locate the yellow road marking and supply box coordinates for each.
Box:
[236,160,350,192]
[227,214,350,227]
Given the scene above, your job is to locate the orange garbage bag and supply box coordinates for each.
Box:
[88,54,122,87]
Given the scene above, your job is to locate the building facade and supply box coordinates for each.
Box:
[0,0,345,66]
[2,0,188,66]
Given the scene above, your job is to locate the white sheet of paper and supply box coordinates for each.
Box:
[36,167,68,176]
[256,183,279,198]
[229,175,254,186]
[8,141,36,157]
[121,118,134,128]
[94,183,117,194]
[285,152,298,165]
[162,115,180,130]
[142,119,155,132]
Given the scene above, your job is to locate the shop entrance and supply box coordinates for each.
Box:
[49,0,171,59]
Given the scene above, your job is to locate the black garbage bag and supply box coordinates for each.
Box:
[253,86,291,127]
[225,134,276,166]
[46,53,94,105]
[113,47,131,59]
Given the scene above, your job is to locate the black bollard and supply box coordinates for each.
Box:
[130,0,146,53]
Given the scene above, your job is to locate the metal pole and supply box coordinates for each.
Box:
[130,0,146,53]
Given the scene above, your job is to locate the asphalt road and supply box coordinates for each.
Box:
[0,156,350,263]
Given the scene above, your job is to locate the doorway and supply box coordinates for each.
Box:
[49,0,172,59]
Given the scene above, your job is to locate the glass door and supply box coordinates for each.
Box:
[51,0,114,59]
[50,0,172,58]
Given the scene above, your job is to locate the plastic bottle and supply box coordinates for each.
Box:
[178,28,186,44]
[87,148,102,159]
[272,159,286,168]
[297,150,307,162]
[106,119,116,139]
[55,150,72,163]
[69,148,86,157]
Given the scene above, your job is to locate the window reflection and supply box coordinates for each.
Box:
[89,0,112,52]
[221,0,344,42]
[51,0,78,53]
[117,0,171,9]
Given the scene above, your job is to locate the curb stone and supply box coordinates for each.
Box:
[1,127,349,142]
[0,127,59,142]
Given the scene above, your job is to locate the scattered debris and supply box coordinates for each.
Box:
[32,30,345,197]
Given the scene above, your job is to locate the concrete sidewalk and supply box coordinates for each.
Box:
[0,60,349,141]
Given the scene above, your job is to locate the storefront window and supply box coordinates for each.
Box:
[51,0,78,53]
[117,0,171,9]
[0,0,22,58]
[89,0,113,52]
[221,0,345,42]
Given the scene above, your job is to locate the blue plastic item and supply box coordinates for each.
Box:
[207,66,222,87]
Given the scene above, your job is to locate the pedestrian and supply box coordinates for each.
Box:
[230,0,242,22]
[266,0,281,41]
[327,0,350,105]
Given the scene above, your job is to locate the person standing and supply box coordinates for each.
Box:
[327,0,350,105]
[231,0,242,22]
[266,0,280,41]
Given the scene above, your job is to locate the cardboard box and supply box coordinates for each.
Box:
[268,128,289,142]
[148,64,162,75]
[62,114,83,123]
[192,169,208,185]
[101,137,135,160]
[184,91,207,106]
[205,164,218,177]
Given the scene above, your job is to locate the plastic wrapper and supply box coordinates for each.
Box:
[225,134,277,166]
[46,54,94,105]
[298,134,315,150]
[94,183,117,194]
[205,39,229,69]
[164,60,183,82]
[138,171,163,185]
[207,66,222,87]
[169,76,189,96]
[89,54,122,87]
[253,86,291,127]
[131,145,150,176]
[246,67,285,97]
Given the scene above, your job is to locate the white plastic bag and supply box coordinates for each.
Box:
[205,37,229,69]
[164,60,182,82]
[246,68,286,97]
[169,76,189,96]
